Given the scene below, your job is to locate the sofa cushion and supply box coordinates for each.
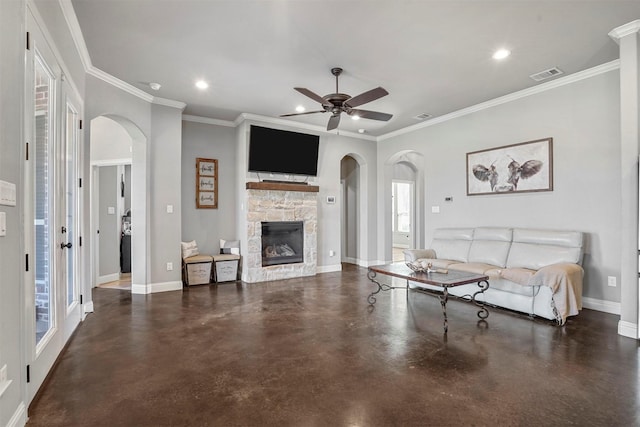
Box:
[500,267,536,286]
[467,228,513,267]
[448,262,499,275]
[431,228,474,262]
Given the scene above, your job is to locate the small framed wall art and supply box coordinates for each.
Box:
[196,157,218,208]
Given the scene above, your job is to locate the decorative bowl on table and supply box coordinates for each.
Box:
[406,260,434,273]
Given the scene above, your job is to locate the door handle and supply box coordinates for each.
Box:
[60,242,72,249]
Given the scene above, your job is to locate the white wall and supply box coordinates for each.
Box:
[90,116,133,162]
[378,70,622,303]
[0,1,27,424]
[341,156,359,261]
[149,104,183,286]
[85,75,184,293]
[181,120,236,255]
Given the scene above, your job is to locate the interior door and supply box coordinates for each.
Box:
[25,9,82,403]
[61,88,82,341]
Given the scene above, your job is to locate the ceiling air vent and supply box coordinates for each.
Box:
[413,113,432,120]
[529,67,564,82]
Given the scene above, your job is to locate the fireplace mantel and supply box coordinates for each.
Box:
[246,181,319,193]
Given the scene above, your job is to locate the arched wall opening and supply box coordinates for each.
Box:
[89,115,148,292]
[382,150,425,263]
[340,152,369,266]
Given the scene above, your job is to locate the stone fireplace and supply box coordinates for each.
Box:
[245,182,318,283]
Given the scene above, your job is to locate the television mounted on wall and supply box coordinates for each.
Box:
[248,125,319,177]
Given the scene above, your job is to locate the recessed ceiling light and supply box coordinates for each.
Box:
[358,129,365,134]
[149,82,161,91]
[351,115,360,121]
[195,80,209,90]
[492,48,511,60]
[295,105,305,113]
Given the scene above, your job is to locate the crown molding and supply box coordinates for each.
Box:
[235,113,377,141]
[61,0,187,109]
[152,96,186,111]
[182,115,236,127]
[86,66,154,102]
[378,59,620,141]
[609,19,640,42]
[58,0,92,71]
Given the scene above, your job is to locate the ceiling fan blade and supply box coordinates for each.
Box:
[344,87,388,108]
[280,110,326,117]
[327,114,341,131]
[350,109,393,122]
[294,87,328,105]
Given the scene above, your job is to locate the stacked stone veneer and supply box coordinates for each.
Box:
[245,189,317,283]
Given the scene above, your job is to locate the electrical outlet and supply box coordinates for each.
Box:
[166,262,173,271]
[329,250,335,257]
[607,276,616,287]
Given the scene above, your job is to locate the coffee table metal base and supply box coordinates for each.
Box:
[367,267,489,334]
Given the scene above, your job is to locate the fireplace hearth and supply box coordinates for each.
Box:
[262,221,303,266]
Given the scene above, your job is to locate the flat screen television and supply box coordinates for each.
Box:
[248,125,319,176]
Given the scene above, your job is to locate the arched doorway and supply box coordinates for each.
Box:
[382,151,425,263]
[391,161,417,261]
[340,153,369,266]
[89,115,148,293]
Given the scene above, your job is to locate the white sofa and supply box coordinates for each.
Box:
[403,227,584,324]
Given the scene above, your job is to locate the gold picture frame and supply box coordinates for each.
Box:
[196,158,218,208]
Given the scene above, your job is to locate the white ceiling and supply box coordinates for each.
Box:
[71,1,640,137]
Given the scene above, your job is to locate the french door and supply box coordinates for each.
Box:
[24,9,82,403]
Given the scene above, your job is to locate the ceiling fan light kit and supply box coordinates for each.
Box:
[281,67,392,131]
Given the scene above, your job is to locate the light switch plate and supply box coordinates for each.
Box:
[107,206,115,215]
[431,206,440,214]
[0,212,6,237]
[166,204,174,213]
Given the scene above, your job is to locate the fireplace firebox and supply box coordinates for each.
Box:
[262,221,304,266]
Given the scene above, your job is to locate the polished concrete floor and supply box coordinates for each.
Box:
[27,264,640,426]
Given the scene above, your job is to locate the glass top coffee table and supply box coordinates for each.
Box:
[367,263,490,333]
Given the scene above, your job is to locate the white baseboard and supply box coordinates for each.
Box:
[317,264,342,273]
[83,301,94,313]
[8,402,26,427]
[342,257,385,268]
[582,297,621,315]
[97,273,120,285]
[131,281,182,295]
[618,320,638,339]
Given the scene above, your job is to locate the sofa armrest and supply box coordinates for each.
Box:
[530,263,584,325]
[530,263,584,291]
[403,249,436,262]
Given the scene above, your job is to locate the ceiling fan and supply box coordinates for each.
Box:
[281,67,392,131]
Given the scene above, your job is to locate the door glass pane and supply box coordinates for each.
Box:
[66,104,77,307]
[34,55,54,345]
[392,182,411,233]
[396,183,411,233]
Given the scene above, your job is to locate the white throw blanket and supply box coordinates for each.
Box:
[528,263,584,324]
